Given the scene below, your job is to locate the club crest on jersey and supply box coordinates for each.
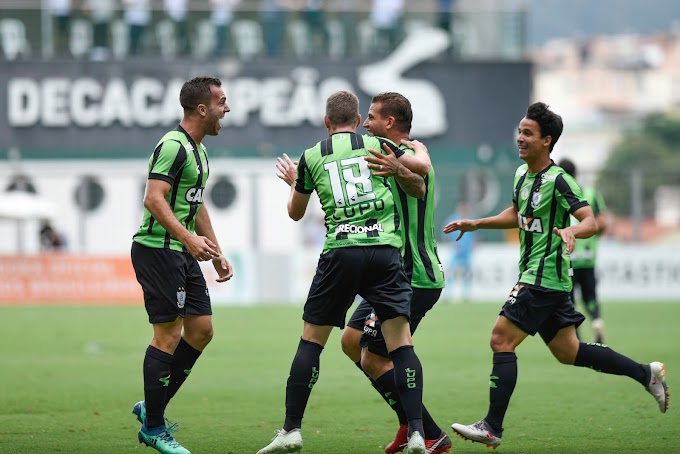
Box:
[520,187,530,201]
[185,187,204,203]
[531,191,542,208]
[517,213,544,233]
[176,287,186,309]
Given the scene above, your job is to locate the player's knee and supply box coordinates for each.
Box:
[340,329,362,362]
[552,349,575,365]
[360,353,388,378]
[489,332,510,352]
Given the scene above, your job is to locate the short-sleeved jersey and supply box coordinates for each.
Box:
[295,132,403,253]
[133,126,209,251]
[390,144,445,289]
[570,186,606,269]
[512,162,589,292]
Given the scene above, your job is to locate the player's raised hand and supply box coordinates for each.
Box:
[276,153,298,186]
[212,254,234,282]
[185,235,220,262]
[443,219,477,241]
[365,143,400,177]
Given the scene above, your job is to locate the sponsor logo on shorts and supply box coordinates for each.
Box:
[363,311,379,338]
[336,223,384,234]
[506,284,523,305]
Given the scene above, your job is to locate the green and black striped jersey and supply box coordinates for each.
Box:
[570,186,606,269]
[512,162,589,292]
[133,126,209,251]
[295,132,403,253]
[390,143,444,289]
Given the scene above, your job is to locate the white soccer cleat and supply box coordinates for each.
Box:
[256,429,303,454]
[451,419,502,449]
[645,362,670,413]
[406,431,426,454]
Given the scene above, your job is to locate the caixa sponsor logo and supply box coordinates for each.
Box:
[517,214,543,233]
[185,188,204,203]
[336,223,384,234]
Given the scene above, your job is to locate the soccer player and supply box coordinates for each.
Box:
[340,92,451,454]
[257,91,430,454]
[558,158,608,344]
[130,76,234,454]
[445,102,669,449]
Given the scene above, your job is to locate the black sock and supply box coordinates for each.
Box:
[283,339,324,432]
[375,370,440,438]
[484,352,517,436]
[165,338,202,406]
[354,361,407,424]
[574,342,647,384]
[143,345,173,429]
[389,345,424,437]
[421,406,441,440]
[375,369,408,424]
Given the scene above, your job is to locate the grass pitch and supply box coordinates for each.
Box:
[1,302,678,453]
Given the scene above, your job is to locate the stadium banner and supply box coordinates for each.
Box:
[1,242,679,306]
[0,31,532,158]
[0,255,141,304]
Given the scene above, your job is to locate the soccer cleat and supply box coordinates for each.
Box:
[138,423,190,454]
[256,429,303,454]
[133,400,146,424]
[451,419,502,449]
[406,431,426,454]
[425,431,452,454]
[384,424,408,453]
[645,362,670,413]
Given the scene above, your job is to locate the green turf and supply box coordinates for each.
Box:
[1,302,678,453]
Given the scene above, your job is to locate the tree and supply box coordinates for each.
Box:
[597,114,680,216]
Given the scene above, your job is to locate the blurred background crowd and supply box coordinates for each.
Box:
[1,0,679,304]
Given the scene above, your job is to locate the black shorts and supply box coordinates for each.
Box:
[131,241,212,324]
[303,246,412,328]
[351,287,442,358]
[571,267,597,303]
[500,283,585,345]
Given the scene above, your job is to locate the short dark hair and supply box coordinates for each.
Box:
[558,158,576,177]
[526,102,563,151]
[180,76,222,111]
[370,92,412,133]
[326,91,359,127]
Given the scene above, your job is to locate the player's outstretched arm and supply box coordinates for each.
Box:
[444,206,517,240]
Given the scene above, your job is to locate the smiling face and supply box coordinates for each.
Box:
[363,102,390,138]
[517,117,552,166]
[203,85,230,136]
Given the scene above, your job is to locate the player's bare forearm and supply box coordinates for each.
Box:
[394,165,426,198]
[400,139,431,176]
[288,187,310,221]
[476,206,518,230]
[144,189,193,244]
[195,205,221,253]
[570,206,598,239]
